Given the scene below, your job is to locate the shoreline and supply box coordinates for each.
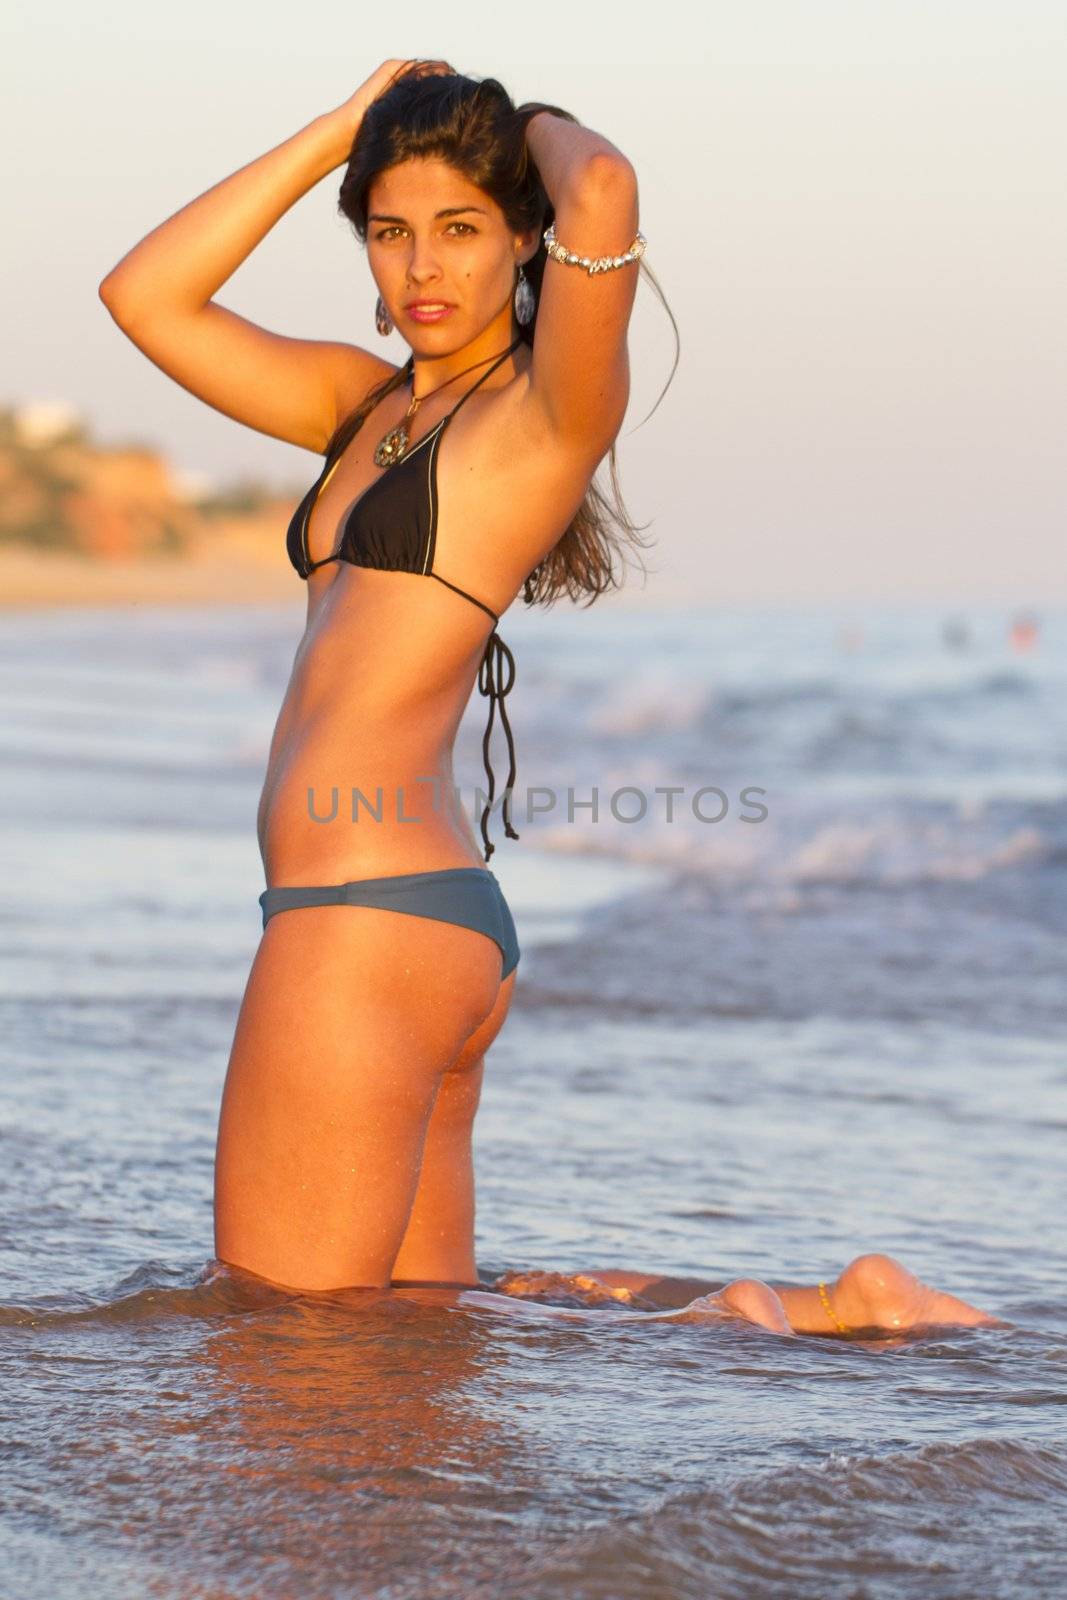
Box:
[1,549,1056,617]
[0,547,300,609]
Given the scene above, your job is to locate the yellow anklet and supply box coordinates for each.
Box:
[818,1279,850,1333]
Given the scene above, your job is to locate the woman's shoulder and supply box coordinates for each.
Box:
[328,346,403,430]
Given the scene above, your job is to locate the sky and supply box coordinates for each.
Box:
[3,1,1064,606]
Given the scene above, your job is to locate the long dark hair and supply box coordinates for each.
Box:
[334,68,679,610]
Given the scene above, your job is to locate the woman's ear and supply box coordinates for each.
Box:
[515,225,540,267]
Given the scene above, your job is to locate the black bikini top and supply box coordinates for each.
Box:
[285,338,524,861]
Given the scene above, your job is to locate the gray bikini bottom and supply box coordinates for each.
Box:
[259,865,520,981]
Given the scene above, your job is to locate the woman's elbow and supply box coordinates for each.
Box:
[578,150,638,199]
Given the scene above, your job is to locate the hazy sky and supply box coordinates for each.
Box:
[4,1,1064,605]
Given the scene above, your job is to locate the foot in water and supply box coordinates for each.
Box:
[494,1269,795,1335]
[494,1255,1009,1338]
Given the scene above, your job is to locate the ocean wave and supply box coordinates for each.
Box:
[482,1436,1067,1599]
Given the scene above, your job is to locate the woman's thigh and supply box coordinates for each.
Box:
[390,967,518,1285]
[214,904,504,1292]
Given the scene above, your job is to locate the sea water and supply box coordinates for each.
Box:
[0,599,1064,1598]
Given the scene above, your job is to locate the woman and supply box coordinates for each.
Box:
[100,61,657,1293]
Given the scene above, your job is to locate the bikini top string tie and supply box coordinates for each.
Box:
[477,629,520,861]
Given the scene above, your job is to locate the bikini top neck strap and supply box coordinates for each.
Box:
[443,336,524,424]
[318,336,522,476]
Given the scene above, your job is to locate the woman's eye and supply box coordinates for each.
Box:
[374,222,476,241]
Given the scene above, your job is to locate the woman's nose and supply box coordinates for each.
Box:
[405,242,443,281]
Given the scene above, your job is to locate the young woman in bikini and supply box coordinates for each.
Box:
[100,59,656,1293]
[102,63,1004,1339]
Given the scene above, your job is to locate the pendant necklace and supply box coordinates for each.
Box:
[373,344,518,469]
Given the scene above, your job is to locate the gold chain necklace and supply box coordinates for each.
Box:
[373,345,517,469]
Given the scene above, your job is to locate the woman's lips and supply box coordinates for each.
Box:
[405,303,454,323]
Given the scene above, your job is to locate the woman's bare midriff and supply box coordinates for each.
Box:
[258,563,508,886]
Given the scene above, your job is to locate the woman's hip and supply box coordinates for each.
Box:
[258,865,520,982]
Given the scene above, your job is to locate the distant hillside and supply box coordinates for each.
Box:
[0,404,299,563]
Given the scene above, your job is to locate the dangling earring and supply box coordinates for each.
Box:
[514,264,536,327]
[375,294,394,337]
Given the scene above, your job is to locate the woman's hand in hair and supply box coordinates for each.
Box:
[329,59,456,146]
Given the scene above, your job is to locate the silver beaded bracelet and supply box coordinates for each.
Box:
[542,221,647,275]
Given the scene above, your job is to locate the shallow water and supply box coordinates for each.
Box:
[1,600,1064,1597]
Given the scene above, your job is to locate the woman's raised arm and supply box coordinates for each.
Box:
[97,61,442,454]
[521,110,641,463]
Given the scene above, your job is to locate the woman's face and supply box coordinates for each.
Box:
[366,157,533,350]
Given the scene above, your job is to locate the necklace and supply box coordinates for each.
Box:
[373,344,518,468]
